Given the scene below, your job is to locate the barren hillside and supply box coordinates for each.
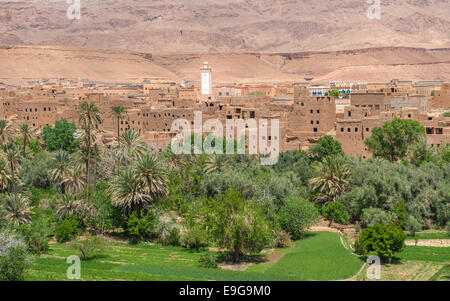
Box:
[0,45,449,84]
[0,0,449,53]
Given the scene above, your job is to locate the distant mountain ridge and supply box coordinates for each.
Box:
[0,0,449,52]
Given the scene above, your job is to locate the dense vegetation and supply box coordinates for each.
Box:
[0,104,449,280]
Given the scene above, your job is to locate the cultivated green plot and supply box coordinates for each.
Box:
[28,231,364,281]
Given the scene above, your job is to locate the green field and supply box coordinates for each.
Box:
[27,231,364,281]
[429,264,450,281]
[393,246,450,262]
[406,232,450,240]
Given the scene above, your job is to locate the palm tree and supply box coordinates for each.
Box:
[62,166,86,194]
[162,146,186,171]
[19,124,34,157]
[78,101,102,204]
[109,105,128,140]
[204,154,230,173]
[92,143,101,194]
[0,156,11,192]
[55,194,84,221]
[117,129,147,164]
[50,150,71,194]
[0,119,13,147]
[3,144,21,196]
[3,193,32,226]
[108,168,151,218]
[135,153,169,203]
[309,155,351,204]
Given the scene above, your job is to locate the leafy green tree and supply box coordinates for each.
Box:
[359,223,406,262]
[278,198,319,240]
[322,201,349,226]
[88,183,124,234]
[394,200,408,229]
[19,152,54,189]
[309,135,343,160]
[362,207,396,227]
[41,118,79,153]
[203,189,271,262]
[365,118,425,161]
[405,215,422,237]
[408,138,438,166]
[325,89,340,97]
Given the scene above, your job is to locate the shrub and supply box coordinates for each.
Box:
[278,198,319,240]
[322,201,349,226]
[361,207,396,227]
[354,223,362,234]
[69,235,105,260]
[0,232,30,281]
[55,215,82,242]
[198,253,218,269]
[181,226,210,250]
[309,135,343,160]
[359,223,406,262]
[18,213,53,254]
[0,246,30,281]
[160,227,181,246]
[353,237,365,256]
[127,211,158,242]
[272,229,291,248]
[405,215,422,236]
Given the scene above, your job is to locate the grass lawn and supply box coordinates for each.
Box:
[429,264,450,281]
[393,246,450,262]
[406,232,449,240]
[27,231,364,281]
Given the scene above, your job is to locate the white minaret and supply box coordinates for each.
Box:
[200,61,212,95]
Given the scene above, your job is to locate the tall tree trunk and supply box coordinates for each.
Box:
[10,163,16,197]
[23,139,26,157]
[86,124,91,204]
[234,246,239,263]
[61,181,65,195]
[93,144,97,194]
[117,117,120,141]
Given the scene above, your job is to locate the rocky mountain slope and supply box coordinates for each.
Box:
[0,0,449,53]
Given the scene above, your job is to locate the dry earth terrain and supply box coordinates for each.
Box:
[0,0,449,53]
[1,45,449,84]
